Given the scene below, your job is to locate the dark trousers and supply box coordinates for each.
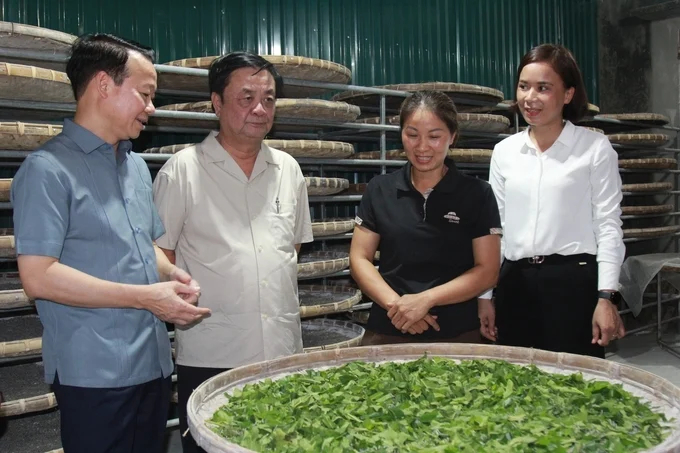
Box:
[177,365,230,453]
[495,254,604,358]
[52,373,171,453]
[362,327,483,346]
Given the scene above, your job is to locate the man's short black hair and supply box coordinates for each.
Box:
[66,33,155,101]
[208,51,283,98]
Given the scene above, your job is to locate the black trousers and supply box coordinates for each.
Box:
[52,373,171,453]
[495,253,604,358]
[177,365,230,453]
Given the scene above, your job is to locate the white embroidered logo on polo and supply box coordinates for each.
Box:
[354,215,363,226]
[443,212,460,223]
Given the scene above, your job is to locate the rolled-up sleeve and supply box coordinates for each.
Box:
[590,138,625,290]
[12,153,69,258]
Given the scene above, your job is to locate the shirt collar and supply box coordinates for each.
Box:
[202,131,279,180]
[523,120,576,151]
[62,118,132,155]
[396,157,460,194]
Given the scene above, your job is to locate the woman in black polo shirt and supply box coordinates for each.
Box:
[480,44,625,358]
[350,90,502,345]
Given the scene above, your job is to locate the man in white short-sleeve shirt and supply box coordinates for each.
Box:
[152,52,313,453]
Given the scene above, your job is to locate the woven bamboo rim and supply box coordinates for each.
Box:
[346,183,368,194]
[0,289,33,310]
[0,235,15,258]
[164,55,351,98]
[622,205,674,215]
[518,126,605,135]
[143,143,194,154]
[622,182,673,193]
[264,140,354,158]
[609,134,670,147]
[158,99,361,122]
[354,113,510,133]
[187,343,680,453]
[623,225,680,238]
[0,121,62,150]
[311,218,355,237]
[332,82,504,112]
[301,319,365,352]
[599,113,670,125]
[0,337,41,358]
[305,177,349,196]
[619,158,677,169]
[0,392,57,417]
[297,251,349,278]
[587,103,600,115]
[167,55,351,82]
[298,285,362,318]
[355,148,492,163]
[275,99,361,122]
[355,115,400,125]
[0,62,73,103]
[0,178,11,202]
[0,21,76,47]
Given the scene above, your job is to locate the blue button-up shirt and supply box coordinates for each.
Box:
[11,119,173,388]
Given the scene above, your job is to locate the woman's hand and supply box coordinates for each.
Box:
[478,297,497,341]
[387,294,438,333]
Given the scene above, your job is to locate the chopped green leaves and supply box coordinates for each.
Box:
[209,357,671,452]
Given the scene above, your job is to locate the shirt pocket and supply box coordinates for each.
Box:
[267,201,296,248]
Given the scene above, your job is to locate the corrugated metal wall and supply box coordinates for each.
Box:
[1,0,599,103]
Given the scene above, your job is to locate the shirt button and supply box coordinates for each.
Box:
[262,313,268,320]
[125,198,130,204]
[135,227,141,234]
[258,246,263,253]
[144,258,151,264]
[261,281,267,288]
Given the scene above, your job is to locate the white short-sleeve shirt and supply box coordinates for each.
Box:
[153,132,313,368]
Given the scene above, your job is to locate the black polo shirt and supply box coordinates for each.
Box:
[355,158,501,339]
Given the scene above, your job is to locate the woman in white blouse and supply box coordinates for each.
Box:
[480,44,625,358]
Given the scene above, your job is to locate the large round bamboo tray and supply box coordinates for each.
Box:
[619,158,677,170]
[143,140,355,159]
[0,289,32,310]
[0,336,41,358]
[143,143,194,154]
[305,177,349,196]
[622,182,674,193]
[355,148,492,163]
[0,272,23,291]
[187,343,680,453]
[157,99,361,125]
[587,103,600,115]
[264,140,354,158]
[355,113,510,133]
[301,319,365,352]
[162,55,351,98]
[609,134,671,147]
[623,225,680,239]
[0,178,12,201]
[332,82,504,113]
[297,251,349,278]
[346,182,368,194]
[579,113,670,133]
[0,313,42,342]
[622,204,674,216]
[0,234,15,258]
[0,392,57,417]
[0,62,72,103]
[0,21,75,70]
[311,218,354,237]
[298,285,362,318]
[0,121,62,150]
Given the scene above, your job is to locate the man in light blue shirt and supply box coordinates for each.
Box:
[11,33,210,453]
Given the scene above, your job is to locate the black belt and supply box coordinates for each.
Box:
[510,253,596,266]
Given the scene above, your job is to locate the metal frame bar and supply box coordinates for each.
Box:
[656,271,680,358]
